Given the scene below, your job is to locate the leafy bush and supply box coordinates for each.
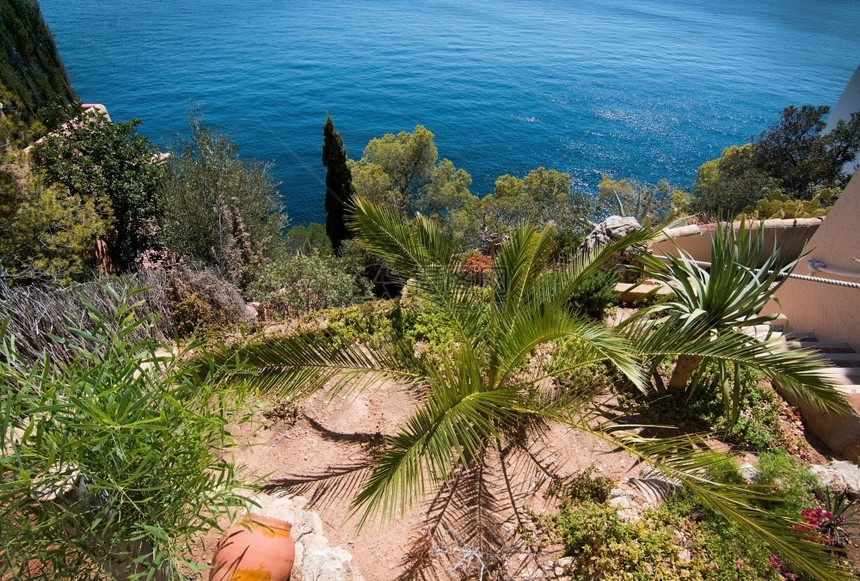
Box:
[33,111,164,272]
[743,188,838,220]
[303,300,400,351]
[623,365,795,453]
[544,484,785,580]
[0,172,108,286]
[756,451,819,513]
[247,253,370,320]
[159,115,287,285]
[0,283,252,580]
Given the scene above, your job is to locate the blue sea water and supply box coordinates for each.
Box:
[39,0,860,225]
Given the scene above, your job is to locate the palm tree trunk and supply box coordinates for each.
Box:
[668,355,702,390]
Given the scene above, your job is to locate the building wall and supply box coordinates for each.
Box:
[767,170,860,349]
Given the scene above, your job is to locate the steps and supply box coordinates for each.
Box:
[775,331,860,458]
[784,332,860,391]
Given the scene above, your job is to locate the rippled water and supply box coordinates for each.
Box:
[40,0,860,224]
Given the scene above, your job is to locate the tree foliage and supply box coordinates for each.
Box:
[348,124,473,217]
[322,115,354,254]
[32,110,164,272]
[692,105,860,218]
[753,105,860,199]
[0,170,108,286]
[472,167,591,251]
[0,0,77,143]
[691,144,778,219]
[159,116,287,289]
[594,174,677,224]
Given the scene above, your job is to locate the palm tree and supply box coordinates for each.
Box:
[234,200,850,580]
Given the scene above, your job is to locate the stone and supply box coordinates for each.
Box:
[738,462,760,484]
[609,495,631,509]
[580,216,644,282]
[581,216,642,249]
[302,545,364,581]
[809,461,860,498]
[608,487,628,499]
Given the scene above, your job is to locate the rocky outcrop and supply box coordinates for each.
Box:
[245,493,364,581]
[581,216,644,283]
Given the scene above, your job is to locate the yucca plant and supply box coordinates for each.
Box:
[621,220,847,424]
[231,200,851,579]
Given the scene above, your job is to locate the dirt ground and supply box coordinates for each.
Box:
[190,375,860,581]
[189,377,646,581]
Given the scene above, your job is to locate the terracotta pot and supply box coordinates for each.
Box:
[209,514,295,581]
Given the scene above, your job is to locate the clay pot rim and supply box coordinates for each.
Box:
[243,513,292,531]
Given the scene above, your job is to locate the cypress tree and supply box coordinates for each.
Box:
[322,115,354,253]
[0,0,77,138]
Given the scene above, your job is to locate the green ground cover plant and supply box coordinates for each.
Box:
[538,466,822,580]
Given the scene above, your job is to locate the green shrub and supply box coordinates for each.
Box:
[755,451,819,513]
[624,363,793,453]
[247,253,370,320]
[0,282,253,580]
[565,268,619,321]
[545,487,784,581]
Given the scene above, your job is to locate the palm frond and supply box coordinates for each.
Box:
[231,330,425,400]
[493,224,557,316]
[349,368,524,527]
[492,305,647,393]
[534,225,659,310]
[261,461,374,509]
[626,318,849,414]
[397,461,509,581]
[350,197,486,344]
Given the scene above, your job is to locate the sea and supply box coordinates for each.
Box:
[39,0,860,226]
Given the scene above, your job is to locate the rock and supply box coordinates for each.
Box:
[678,548,693,564]
[608,487,628,499]
[738,462,760,484]
[303,544,364,581]
[580,216,644,282]
[245,301,261,321]
[581,216,642,249]
[809,461,860,498]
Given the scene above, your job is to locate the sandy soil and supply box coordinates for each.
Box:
[188,368,860,580]
[190,377,645,581]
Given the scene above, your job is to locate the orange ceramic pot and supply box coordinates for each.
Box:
[209,514,295,581]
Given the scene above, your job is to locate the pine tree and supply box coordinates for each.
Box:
[322,115,354,253]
